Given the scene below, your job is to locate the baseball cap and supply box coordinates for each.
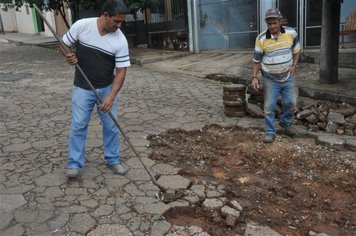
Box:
[265,8,282,20]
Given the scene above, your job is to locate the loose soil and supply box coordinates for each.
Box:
[147,125,356,236]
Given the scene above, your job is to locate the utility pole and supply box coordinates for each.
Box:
[319,0,341,84]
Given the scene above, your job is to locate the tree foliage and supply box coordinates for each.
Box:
[0,0,161,28]
[125,0,160,11]
[0,0,160,12]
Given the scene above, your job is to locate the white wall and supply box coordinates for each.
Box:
[260,0,275,32]
[42,11,56,36]
[15,5,36,34]
[0,8,18,32]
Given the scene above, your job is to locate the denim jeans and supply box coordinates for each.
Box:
[68,85,120,169]
[263,75,297,136]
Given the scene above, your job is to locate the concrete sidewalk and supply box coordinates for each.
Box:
[0,32,57,45]
[133,50,356,106]
[1,32,355,105]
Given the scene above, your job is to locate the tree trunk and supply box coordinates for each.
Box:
[319,0,341,84]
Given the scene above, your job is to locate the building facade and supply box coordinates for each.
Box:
[1,0,355,52]
[188,0,356,52]
[0,4,71,37]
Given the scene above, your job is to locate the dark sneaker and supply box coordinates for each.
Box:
[109,164,128,175]
[264,134,275,143]
[66,168,81,178]
[284,125,297,137]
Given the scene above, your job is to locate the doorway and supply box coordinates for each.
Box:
[198,0,259,50]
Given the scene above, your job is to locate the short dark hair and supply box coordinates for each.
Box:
[102,0,130,16]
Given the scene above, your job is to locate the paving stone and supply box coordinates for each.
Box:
[206,190,223,198]
[230,200,243,211]
[221,205,240,218]
[3,142,32,152]
[0,224,25,236]
[81,167,102,179]
[150,221,171,236]
[43,186,65,198]
[116,205,131,215]
[157,175,191,190]
[126,168,152,181]
[128,216,142,231]
[26,222,50,235]
[183,195,201,204]
[0,210,13,230]
[316,135,345,150]
[344,137,356,151]
[125,157,146,168]
[188,225,204,234]
[93,188,111,197]
[190,184,206,198]
[80,199,99,209]
[168,200,190,208]
[124,184,146,196]
[202,198,224,211]
[0,173,6,182]
[69,213,96,234]
[34,174,67,187]
[0,194,27,211]
[134,202,171,215]
[32,139,58,149]
[140,222,150,232]
[88,224,132,236]
[13,209,38,223]
[35,211,55,223]
[244,224,282,236]
[62,205,89,214]
[246,103,264,118]
[327,111,345,124]
[0,184,34,194]
[91,205,114,217]
[0,162,16,171]
[151,163,181,175]
[137,181,161,192]
[134,196,158,205]
[65,187,89,195]
[47,212,70,231]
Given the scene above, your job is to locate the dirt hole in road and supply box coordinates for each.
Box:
[148,125,355,236]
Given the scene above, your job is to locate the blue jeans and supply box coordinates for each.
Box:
[68,85,120,169]
[263,76,297,136]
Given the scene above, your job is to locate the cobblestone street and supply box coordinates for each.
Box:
[0,43,256,236]
[0,42,355,236]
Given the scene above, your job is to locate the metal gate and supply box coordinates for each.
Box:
[198,0,259,50]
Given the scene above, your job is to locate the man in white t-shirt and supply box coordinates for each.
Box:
[62,0,131,178]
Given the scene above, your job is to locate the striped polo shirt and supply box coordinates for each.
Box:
[253,26,301,82]
[63,18,130,90]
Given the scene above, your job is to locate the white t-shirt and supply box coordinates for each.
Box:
[63,17,130,89]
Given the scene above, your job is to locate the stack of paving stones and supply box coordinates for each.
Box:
[223,84,247,117]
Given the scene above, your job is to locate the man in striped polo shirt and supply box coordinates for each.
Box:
[251,8,301,143]
[63,0,131,177]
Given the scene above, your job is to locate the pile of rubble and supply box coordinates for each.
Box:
[294,100,356,135]
[245,85,356,135]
